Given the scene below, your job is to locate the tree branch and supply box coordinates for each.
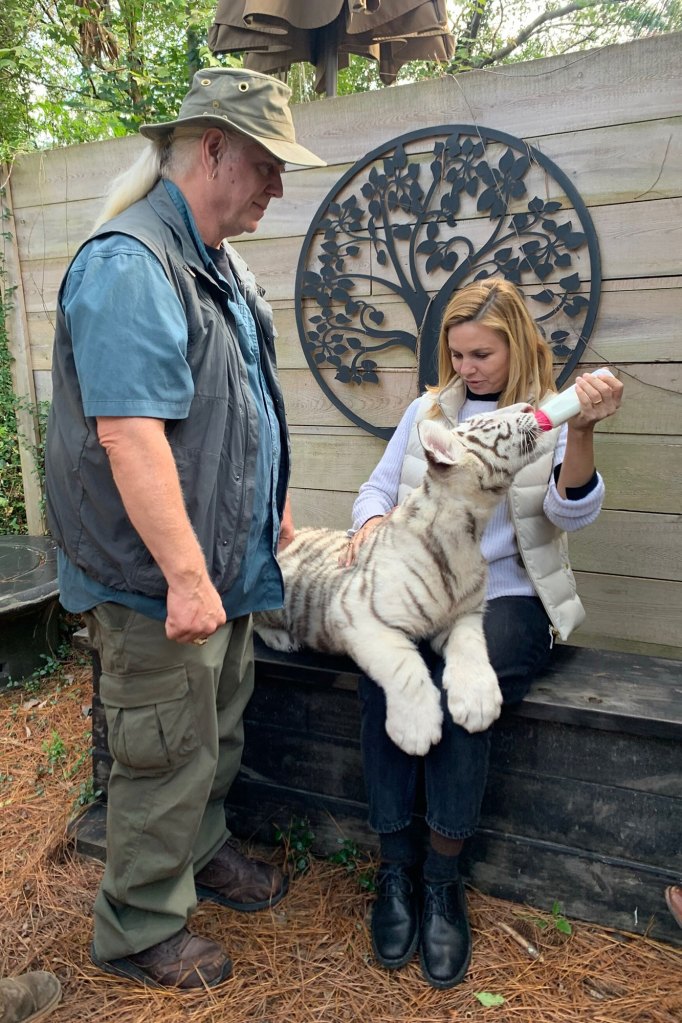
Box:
[463,0,491,45]
[467,0,629,69]
[455,0,492,68]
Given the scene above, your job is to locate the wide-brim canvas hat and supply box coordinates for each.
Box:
[140,67,326,168]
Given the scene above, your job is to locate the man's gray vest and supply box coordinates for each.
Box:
[45,180,289,598]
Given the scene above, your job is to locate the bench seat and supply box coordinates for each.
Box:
[72,632,682,946]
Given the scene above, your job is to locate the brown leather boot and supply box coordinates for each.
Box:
[90,928,232,990]
[0,971,61,1023]
[195,839,289,911]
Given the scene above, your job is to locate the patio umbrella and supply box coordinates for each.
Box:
[208,0,455,95]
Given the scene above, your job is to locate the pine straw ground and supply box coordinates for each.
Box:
[1,654,680,1023]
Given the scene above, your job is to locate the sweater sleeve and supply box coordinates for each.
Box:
[543,424,605,532]
[351,399,420,531]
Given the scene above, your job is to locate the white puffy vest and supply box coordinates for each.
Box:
[398,379,585,641]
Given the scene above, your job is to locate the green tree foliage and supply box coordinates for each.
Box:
[0,1,36,159]
[1,0,680,157]
[0,0,235,159]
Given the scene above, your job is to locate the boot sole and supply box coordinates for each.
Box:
[196,873,289,912]
[90,943,233,990]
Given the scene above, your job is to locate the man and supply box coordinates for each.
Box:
[45,68,325,990]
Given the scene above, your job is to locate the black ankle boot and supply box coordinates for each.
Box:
[419,877,472,988]
[371,863,419,969]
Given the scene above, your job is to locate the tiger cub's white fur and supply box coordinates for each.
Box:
[255,406,551,756]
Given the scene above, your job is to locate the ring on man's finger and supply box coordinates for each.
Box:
[592,398,603,405]
[192,637,208,646]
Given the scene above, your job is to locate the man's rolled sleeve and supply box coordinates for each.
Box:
[62,236,193,419]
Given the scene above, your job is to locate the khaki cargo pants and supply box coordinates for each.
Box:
[84,602,254,960]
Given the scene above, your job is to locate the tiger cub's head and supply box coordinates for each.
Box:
[418,405,552,497]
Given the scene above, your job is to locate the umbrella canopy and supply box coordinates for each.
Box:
[208,0,455,95]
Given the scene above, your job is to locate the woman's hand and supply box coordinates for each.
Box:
[557,370,624,496]
[338,515,385,568]
[571,371,624,431]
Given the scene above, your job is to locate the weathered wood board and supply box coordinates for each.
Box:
[5,31,682,656]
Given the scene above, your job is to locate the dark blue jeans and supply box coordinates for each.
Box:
[358,597,553,840]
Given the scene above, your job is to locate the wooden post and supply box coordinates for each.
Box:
[1,165,46,535]
[319,16,340,97]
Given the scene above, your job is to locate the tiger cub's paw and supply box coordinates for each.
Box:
[384,683,443,755]
[446,665,503,734]
[254,626,301,653]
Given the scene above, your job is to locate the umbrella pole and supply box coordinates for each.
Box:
[320,16,340,97]
[325,46,338,97]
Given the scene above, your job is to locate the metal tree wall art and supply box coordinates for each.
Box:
[295,125,601,439]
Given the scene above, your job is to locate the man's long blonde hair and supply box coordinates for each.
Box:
[93,127,245,229]
[428,278,556,410]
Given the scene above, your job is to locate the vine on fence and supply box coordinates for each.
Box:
[0,188,48,534]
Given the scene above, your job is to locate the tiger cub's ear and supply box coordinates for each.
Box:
[418,420,466,466]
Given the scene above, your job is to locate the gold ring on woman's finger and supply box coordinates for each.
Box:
[192,637,208,646]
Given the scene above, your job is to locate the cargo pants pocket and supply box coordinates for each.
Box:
[100,664,201,776]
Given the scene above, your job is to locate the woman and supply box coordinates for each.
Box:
[346,278,623,989]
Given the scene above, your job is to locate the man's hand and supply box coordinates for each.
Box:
[278,493,295,552]
[165,573,227,644]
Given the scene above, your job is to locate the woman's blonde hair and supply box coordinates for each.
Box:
[93,126,246,228]
[428,277,556,409]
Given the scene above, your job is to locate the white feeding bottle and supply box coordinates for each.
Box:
[534,367,615,431]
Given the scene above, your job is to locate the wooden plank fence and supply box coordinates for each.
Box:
[4,31,681,657]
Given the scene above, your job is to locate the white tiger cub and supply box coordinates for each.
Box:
[255,405,552,756]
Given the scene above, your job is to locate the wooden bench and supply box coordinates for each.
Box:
[72,632,682,947]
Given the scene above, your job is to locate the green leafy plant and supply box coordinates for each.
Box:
[73,776,102,809]
[37,723,92,789]
[8,662,44,695]
[41,729,67,774]
[0,209,26,533]
[550,899,573,935]
[66,743,89,780]
[328,837,375,891]
[521,899,573,938]
[6,644,76,694]
[0,197,50,532]
[274,816,316,876]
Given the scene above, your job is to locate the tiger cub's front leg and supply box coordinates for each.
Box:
[439,613,503,733]
[345,623,443,756]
